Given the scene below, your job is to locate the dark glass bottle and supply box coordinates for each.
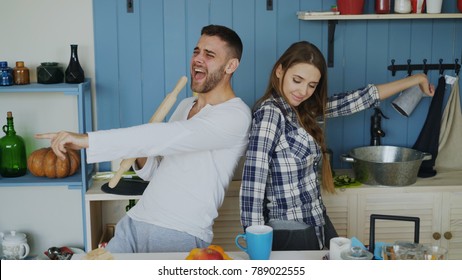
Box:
[65,44,85,84]
[0,112,27,177]
[13,61,30,85]
[0,61,14,86]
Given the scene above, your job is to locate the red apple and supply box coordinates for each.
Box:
[191,248,224,260]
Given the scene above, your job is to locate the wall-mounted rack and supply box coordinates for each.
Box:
[388,59,461,76]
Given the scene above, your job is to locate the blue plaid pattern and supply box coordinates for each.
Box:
[240,85,379,245]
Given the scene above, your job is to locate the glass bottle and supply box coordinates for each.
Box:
[0,111,27,177]
[13,61,30,85]
[0,61,14,86]
[65,44,85,84]
[375,0,391,14]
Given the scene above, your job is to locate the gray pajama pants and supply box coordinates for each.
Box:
[105,215,209,253]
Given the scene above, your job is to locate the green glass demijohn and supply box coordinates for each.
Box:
[0,111,27,177]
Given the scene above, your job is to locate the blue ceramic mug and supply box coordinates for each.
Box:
[235,225,273,260]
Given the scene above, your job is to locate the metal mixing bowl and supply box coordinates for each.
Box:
[341,146,432,186]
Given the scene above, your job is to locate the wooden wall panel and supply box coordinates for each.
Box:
[118,0,143,128]
[140,0,166,123]
[93,0,462,171]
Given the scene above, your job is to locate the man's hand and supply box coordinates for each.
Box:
[35,131,89,160]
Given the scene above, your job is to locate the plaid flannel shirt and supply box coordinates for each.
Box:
[240,84,380,246]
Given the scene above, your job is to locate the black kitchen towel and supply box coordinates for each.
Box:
[412,76,446,178]
[101,178,148,195]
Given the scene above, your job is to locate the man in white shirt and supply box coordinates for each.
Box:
[37,25,251,253]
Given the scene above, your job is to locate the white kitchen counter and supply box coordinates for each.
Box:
[71,250,328,260]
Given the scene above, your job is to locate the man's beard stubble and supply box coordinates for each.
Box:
[191,64,226,94]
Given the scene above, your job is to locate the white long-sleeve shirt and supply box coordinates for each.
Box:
[87,97,251,242]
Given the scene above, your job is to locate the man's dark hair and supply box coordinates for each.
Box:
[201,25,243,61]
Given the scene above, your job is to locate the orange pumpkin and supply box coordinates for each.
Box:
[27,147,80,178]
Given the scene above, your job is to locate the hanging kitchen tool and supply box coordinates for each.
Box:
[108,76,188,188]
[392,85,427,117]
[435,76,462,171]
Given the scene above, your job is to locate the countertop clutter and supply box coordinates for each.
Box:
[71,250,328,260]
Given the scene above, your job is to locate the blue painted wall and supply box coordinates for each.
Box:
[93,0,462,171]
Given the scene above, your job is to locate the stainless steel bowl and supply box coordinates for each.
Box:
[341,146,432,186]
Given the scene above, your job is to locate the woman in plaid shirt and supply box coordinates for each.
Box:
[239,41,434,250]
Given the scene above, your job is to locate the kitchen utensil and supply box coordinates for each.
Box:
[392,85,427,117]
[109,76,188,188]
[341,146,431,186]
[1,230,30,259]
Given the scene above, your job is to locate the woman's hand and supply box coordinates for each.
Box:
[377,73,435,100]
[415,73,435,97]
[35,131,89,160]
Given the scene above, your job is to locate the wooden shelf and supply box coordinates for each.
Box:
[297,12,462,21]
[297,12,462,67]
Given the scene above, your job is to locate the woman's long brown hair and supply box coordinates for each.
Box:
[255,41,335,193]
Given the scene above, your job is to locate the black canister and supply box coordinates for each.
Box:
[0,61,14,86]
[37,62,64,84]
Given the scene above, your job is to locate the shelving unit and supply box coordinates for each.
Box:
[0,79,94,251]
[297,12,462,67]
[0,80,94,187]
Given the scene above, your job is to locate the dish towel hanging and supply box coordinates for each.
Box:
[412,75,446,178]
[435,77,462,171]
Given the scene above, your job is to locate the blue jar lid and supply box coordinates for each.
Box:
[0,61,8,68]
